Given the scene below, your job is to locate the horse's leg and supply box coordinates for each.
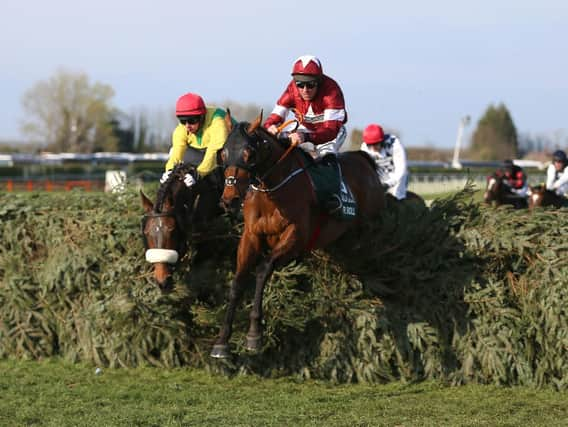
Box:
[245,226,302,352]
[211,233,261,359]
[245,258,275,351]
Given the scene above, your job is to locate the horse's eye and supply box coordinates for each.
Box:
[243,148,251,163]
[221,148,229,163]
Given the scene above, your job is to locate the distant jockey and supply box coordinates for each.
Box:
[546,149,568,198]
[499,159,529,198]
[360,124,409,200]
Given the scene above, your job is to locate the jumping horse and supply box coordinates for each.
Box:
[528,185,568,209]
[140,161,224,291]
[210,111,387,358]
[483,172,528,209]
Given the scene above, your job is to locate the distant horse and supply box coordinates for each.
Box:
[483,173,528,209]
[140,162,224,290]
[528,185,568,209]
[210,112,387,358]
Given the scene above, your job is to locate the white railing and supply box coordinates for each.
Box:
[409,173,547,195]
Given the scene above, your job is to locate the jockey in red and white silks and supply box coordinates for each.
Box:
[499,160,529,197]
[264,55,347,158]
[360,124,409,200]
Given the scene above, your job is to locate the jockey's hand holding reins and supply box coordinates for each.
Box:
[274,119,301,164]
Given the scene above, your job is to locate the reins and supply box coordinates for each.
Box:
[250,166,306,193]
[273,118,300,166]
[252,124,312,193]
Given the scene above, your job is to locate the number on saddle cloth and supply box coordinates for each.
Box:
[302,152,357,219]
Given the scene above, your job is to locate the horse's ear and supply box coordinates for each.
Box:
[225,108,233,132]
[246,110,263,134]
[140,190,153,213]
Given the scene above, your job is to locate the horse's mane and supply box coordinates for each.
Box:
[349,150,380,172]
[155,163,194,213]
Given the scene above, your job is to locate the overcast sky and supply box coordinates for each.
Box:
[1,0,567,149]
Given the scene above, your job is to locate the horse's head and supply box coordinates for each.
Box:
[218,110,276,212]
[528,185,544,210]
[484,174,498,204]
[484,172,508,205]
[527,184,564,209]
[140,163,198,291]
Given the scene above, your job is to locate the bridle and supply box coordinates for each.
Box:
[141,173,195,265]
[224,125,308,195]
[141,210,178,250]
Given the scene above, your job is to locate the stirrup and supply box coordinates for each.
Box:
[325,194,343,215]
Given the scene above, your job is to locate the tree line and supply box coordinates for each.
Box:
[11,69,566,159]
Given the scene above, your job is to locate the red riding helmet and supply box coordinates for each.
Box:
[363,124,385,145]
[291,55,323,77]
[176,93,206,116]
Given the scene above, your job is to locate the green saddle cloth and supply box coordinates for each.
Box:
[301,152,357,219]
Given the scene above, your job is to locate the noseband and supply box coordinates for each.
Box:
[224,167,251,201]
[141,209,186,264]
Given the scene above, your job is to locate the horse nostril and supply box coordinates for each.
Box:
[159,275,174,292]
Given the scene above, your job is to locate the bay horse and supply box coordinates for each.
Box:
[385,191,426,208]
[140,162,224,291]
[483,172,528,209]
[528,185,568,209]
[210,112,386,358]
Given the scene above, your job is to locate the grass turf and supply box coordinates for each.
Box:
[1,359,566,426]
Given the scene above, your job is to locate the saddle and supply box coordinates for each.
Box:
[300,151,357,219]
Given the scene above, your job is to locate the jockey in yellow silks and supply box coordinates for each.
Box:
[161,93,231,186]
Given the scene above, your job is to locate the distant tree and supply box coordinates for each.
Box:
[127,107,174,152]
[343,128,363,152]
[219,100,271,123]
[468,103,518,160]
[519,130,568,157]
[406,147,453,162]
[20,68,118,153]
[108,112,136,152]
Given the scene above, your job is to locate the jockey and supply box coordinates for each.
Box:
[360,124,409,200]
[546,149,568,197]
[264,55,347,158]
[264,55,347,214]
[499,159,529,197]
[161,93,231,186]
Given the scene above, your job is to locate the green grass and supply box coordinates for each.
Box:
[1,359,566,426]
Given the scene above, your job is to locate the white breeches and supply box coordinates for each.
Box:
[296,126,347,159]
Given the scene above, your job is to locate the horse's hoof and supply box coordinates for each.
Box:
[245,334,262,352]
[210,344,231,359]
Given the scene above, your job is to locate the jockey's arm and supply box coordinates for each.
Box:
[510,170,527,189]
[360,143,382,165]
[308,121,344,145]
[389,139,408,185]
[264,88,295,130]
[196,116,229,177]
[165,125,189,171]
[552,168,568,190]
[545,164,556,190]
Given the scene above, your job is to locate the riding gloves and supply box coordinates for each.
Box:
[160,170,196,187]
[160,170,172,184]
[183,173,196,187]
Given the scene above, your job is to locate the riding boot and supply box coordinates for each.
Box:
[318,154,342,216]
